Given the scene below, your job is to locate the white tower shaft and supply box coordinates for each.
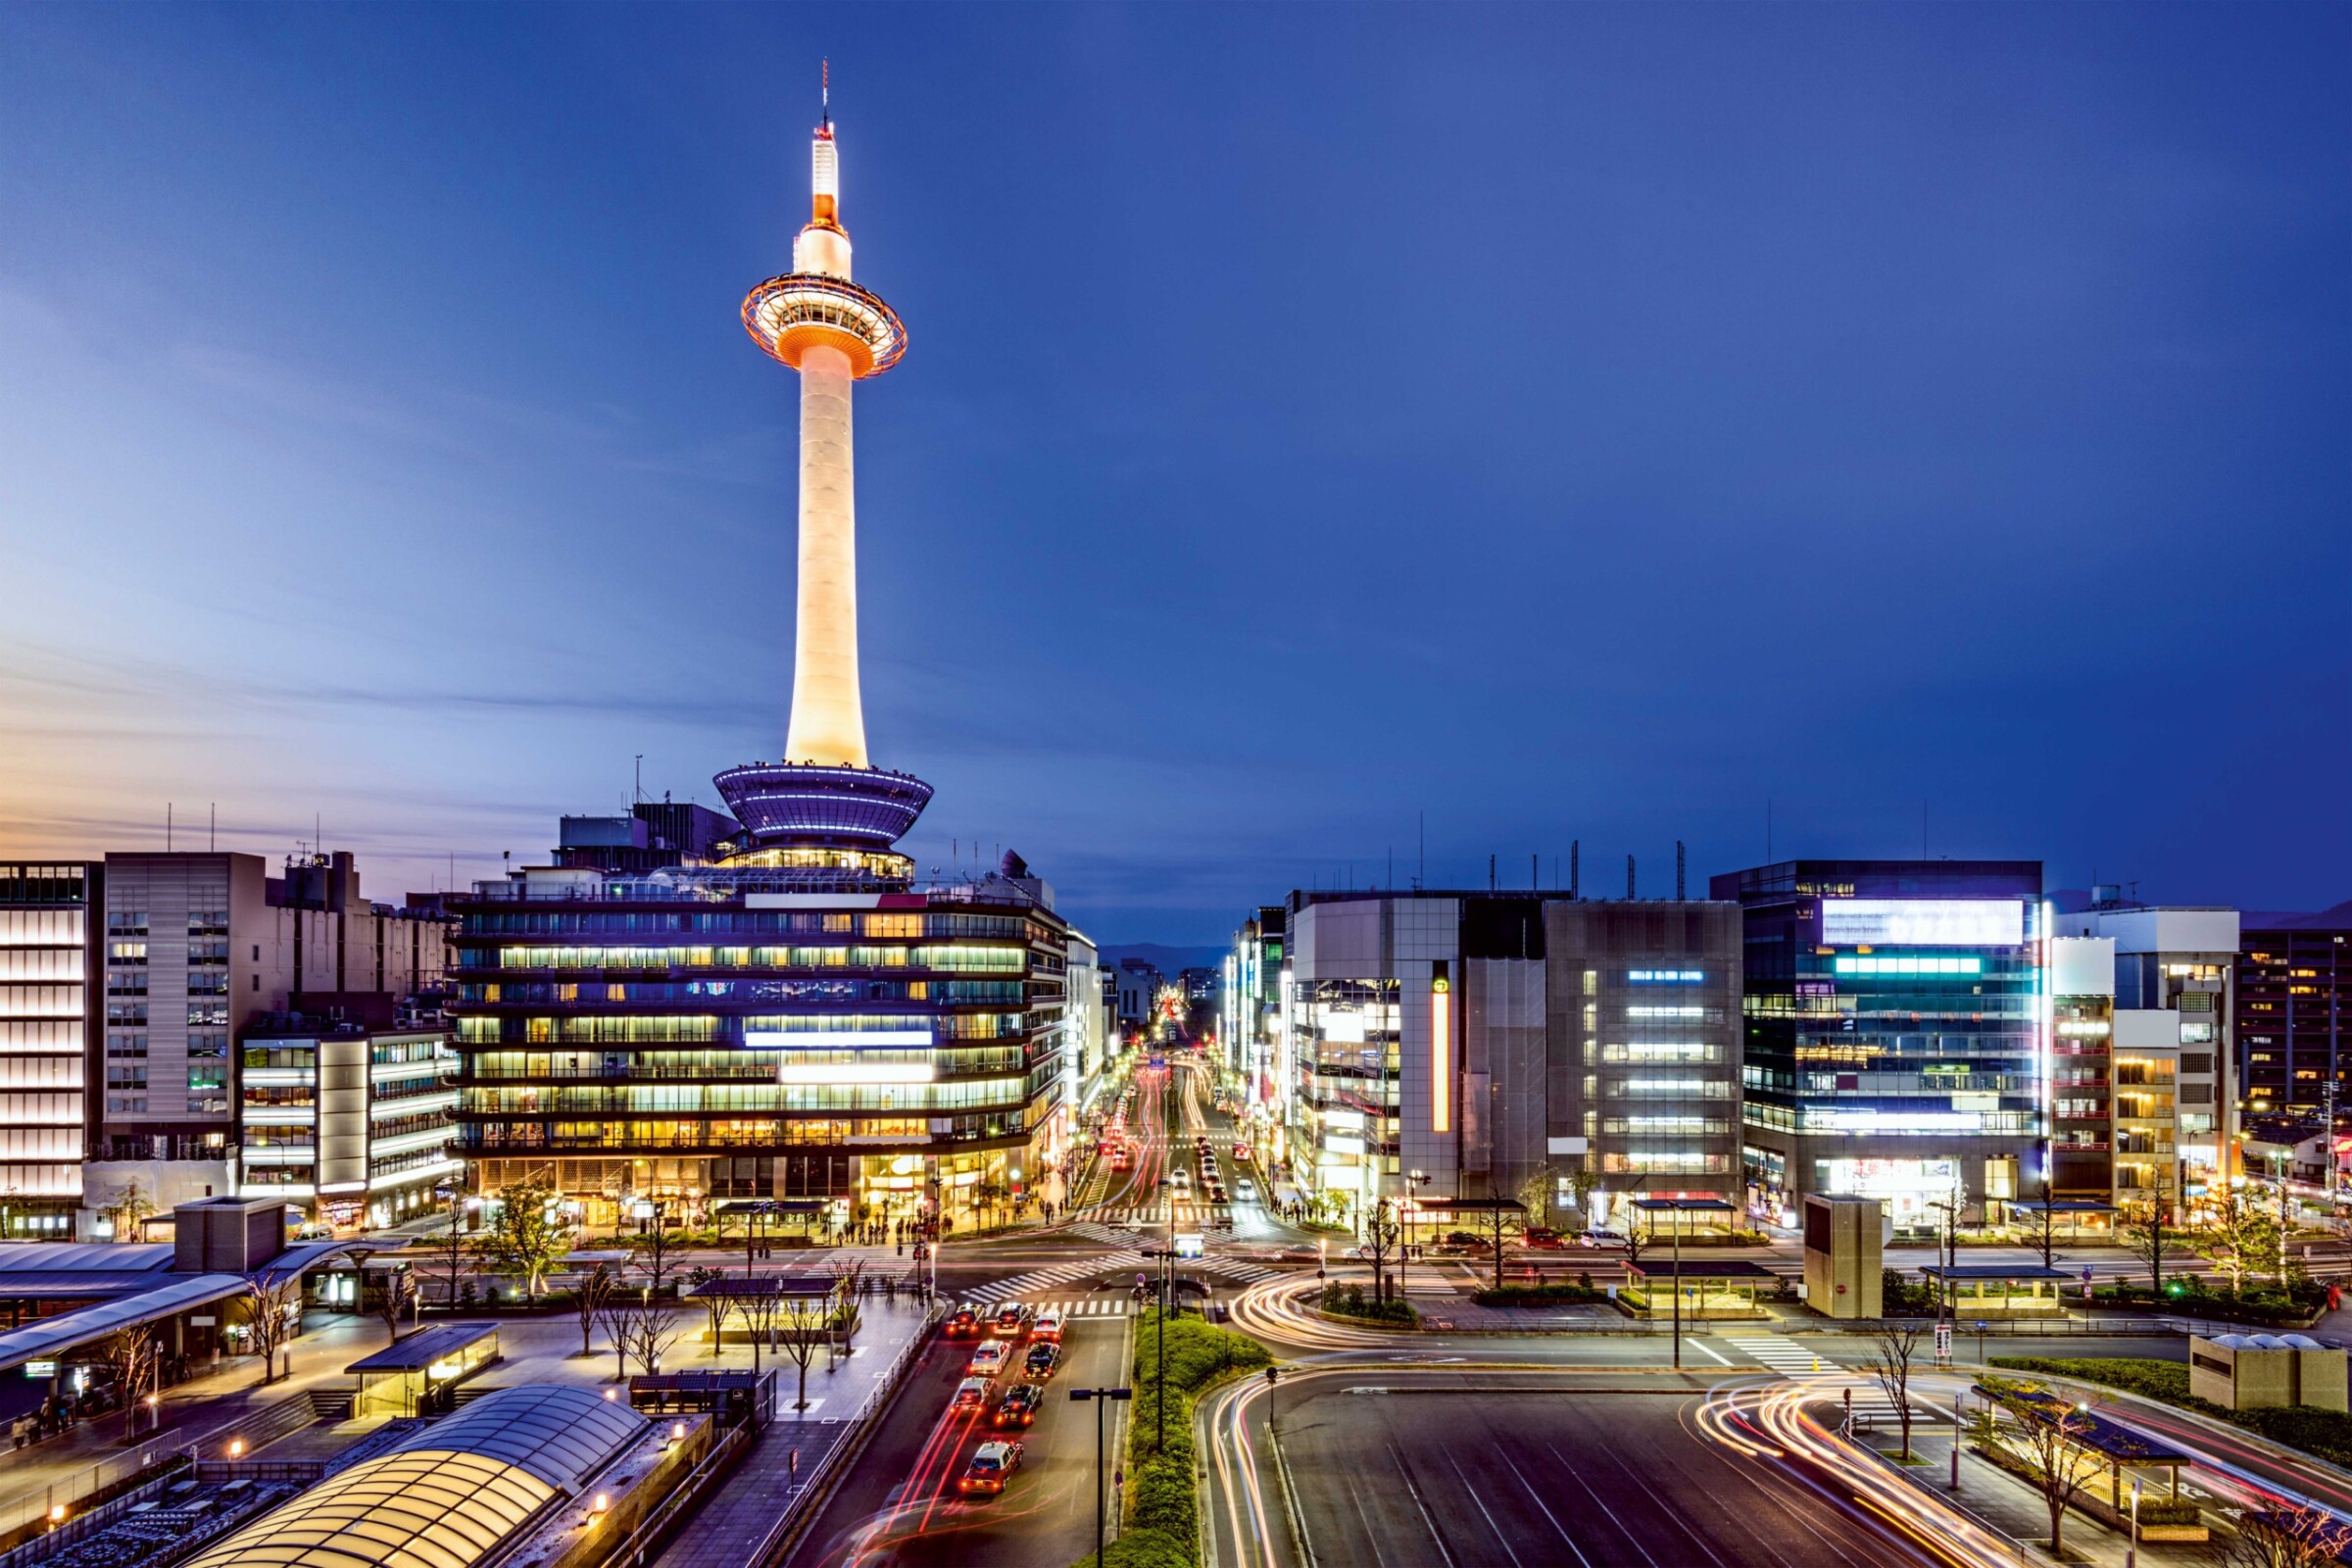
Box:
[785,341,866,767]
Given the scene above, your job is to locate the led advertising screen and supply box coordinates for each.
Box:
[1820,898,2024,948]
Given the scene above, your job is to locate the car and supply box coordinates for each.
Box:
[1024,1342,1060,1380]
[1523,1227,1565,1250]
[994,1385,1042,1428]
[958,1440,1024,1495]
[1577,1228,1630,1250]
[944,1307,983,1338]
[1170,1170,1192,1192]
[991,1303,1035,1339]
[1032,1312,1063,1343]
[1205,1185,1228,1204]
[952,1376,994,1411]
[1233,1144,1252,1163]
[1235,1178,1258,1200]
[967,1341,1010,1376]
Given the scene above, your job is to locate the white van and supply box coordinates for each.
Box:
[1169,1170,1192,1193]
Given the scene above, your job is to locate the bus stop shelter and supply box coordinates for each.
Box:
[1624,1259,1776,1319]
[1922,1263,2072,1316]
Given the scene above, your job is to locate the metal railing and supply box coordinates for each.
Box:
[747,1301,944,1568]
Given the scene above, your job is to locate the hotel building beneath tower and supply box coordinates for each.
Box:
[447,93,1072,1228]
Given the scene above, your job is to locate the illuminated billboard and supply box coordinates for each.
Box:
[1820,899,2023,948]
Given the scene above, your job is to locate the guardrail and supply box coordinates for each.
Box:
[0,1388,316,1558]
[749,1302,944,1568]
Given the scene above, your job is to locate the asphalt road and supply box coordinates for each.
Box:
[782,1311,1132,1568]
[1265,1368,1948,1568]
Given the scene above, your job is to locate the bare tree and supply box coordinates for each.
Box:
[828,1258,867,1352]
[740,1286,784,1374]
[434,1192,471,1308]
[1980,1379,2101,1557]
[771,1295,833,1412]
[2122,1197,2175,1296]
[373,1267,416,1348]
[1361,1199,1401,1304]
[689,1267,730,1360]
[1860,1323,1925,1459]
[2214,1503,2352,1568]
[573,1261,615,1359]
[598,1287,685,1382]
[239,1273,301,1385]
[2024,1184,2062,1271]
[99,1327,164,1435]
[594,1289,638,1383]
[1472,1200,1516,1292]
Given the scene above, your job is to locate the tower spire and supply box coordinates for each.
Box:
[820,58,831,136]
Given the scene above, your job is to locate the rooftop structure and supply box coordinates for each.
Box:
[177,1385,648,1568]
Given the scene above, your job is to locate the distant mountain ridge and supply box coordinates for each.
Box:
[1098,943,1226,975]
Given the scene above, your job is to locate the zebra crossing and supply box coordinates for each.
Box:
[956,1250,1288,1306]
[1720,1336,1910,1420]
[1079,1202,1234,1227]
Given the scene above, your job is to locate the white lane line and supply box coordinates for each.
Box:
[1688,1337,1732,1367]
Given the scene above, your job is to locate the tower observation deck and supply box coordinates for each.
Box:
[716,80,932,878]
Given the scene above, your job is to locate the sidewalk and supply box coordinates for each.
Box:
[653,1294,934,1568]
[1868,1425,2208,1567]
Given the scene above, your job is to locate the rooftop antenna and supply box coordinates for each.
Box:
[166,803,172,853]
[820,58,831,134]
[1677,841,1686,900]
[1570,840,1580,901]
[210,803,216,854]
[1627,855,1636,901]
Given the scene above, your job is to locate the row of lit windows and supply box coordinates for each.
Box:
[463,980,1030,1005]
[480,944,1030,973]
[461,909,1030,940]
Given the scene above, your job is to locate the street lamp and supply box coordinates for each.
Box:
[2127,1475,2140,1568]
[1069,1387,1135,1568]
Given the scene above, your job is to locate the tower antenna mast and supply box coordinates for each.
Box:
[821,58,830,132]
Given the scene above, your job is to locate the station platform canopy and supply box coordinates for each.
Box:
[0,1274,249,1373]
[178,1384,648,1568]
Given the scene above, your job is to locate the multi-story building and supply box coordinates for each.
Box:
[2056,899,2240,1214]
[86,851,451,1226]
[1713,859,2046,1234]
[1275,890,1741,1229]
[1063,930,1108,1112]
[552,802,741,876]
[2236,902,2352,1123]
[0,862,102,1237]
[446,858,1071,1228]
[239,1003,461,1231]
[1114,960,1161,1030]
[1223,906,1285,1112]
[2047,937,2118,1204]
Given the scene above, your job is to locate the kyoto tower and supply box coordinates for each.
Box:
[713,74,933,878]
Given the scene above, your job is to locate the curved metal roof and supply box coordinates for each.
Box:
[176,1386,646,1568]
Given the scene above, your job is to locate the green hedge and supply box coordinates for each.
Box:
[1073,1310,1271,1568]
[1989,1356,2352,1471]
[1470,1284,1606,1307]
[1318,1284,1419,1325]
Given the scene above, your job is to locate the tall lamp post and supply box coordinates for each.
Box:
[1069,1386,1134,1568]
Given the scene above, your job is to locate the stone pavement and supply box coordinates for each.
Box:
[1869,1424,2209,1567]
[653,1294,935,1568]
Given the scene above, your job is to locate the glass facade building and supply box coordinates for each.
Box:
[1712,859,2046,1234]
[447,873,1071,1229]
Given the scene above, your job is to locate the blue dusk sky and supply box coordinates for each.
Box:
[0,5,2345,943]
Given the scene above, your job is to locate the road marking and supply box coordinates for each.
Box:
[1688,1337,1732,1366]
